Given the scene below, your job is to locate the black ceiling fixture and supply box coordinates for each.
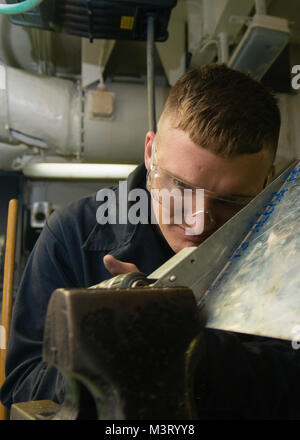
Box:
[8,0,177,42]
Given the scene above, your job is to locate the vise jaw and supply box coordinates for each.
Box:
[35,286,205,420]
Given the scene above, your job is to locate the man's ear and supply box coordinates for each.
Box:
[144,131,155,170]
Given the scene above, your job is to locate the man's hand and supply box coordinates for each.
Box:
[103,254,140,276]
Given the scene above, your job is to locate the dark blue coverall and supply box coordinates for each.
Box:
[1,164,300,419]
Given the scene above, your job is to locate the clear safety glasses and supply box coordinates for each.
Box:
[146,164,254,223]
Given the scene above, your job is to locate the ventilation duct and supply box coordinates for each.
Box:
[0,64,169,166]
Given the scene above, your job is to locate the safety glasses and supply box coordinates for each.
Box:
[147,164,254,219]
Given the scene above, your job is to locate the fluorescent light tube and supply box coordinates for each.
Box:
[23,162,138,179]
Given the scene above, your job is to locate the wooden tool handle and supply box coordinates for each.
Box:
[0,199,18,420]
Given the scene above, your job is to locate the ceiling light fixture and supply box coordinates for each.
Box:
[22,162,138,180]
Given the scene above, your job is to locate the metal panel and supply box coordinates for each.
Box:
[150,161,300,341]
[203,161,300,341]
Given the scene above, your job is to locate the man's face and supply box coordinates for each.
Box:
[144,117,274,253]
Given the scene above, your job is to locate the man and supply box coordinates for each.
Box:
[1,64,299,419]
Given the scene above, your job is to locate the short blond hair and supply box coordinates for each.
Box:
[161,64,280,160]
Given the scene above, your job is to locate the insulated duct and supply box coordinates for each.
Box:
[0,64,82,156]
[0,64,169,165]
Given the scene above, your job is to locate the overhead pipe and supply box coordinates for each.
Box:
[255,0,267,15]
[218,32,229,64]
[147,14,157,133]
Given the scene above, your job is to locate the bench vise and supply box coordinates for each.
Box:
[11,286,204,420]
